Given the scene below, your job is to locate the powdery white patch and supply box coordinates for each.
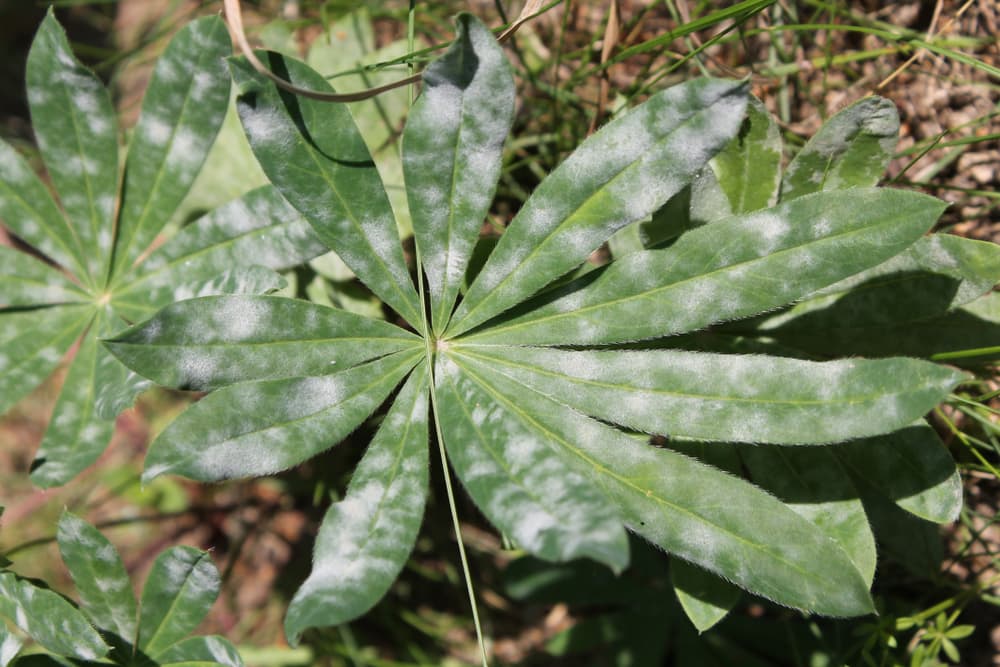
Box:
[141,114,173,147]
[751,211,791,255]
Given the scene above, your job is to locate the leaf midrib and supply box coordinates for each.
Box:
[454,347,939,409]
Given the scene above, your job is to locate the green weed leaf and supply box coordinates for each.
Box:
[781,96,899,200]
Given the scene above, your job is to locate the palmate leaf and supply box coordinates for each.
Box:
[1,13,326,487]
[137,547,220,658]
[27,10,118,283]
[141,350,422,482]
[106,11,974,643]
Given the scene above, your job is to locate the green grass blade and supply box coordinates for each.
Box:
[142,350,421,482]
[452,346,966,444]
[467,188,945,345]
[285,365,430,644]
[447,78,749,337]
[105,295,420,390]
[403,14,515,335]
[110,16,232,281]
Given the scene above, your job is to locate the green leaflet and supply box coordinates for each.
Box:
[0,138,89,283]
[436,356,630,573]
[836,422,962,523]
[454,346,965,444]
[285,365,430,644]
[229,52,423,327]
[112,186,325,322]
[137,547,220,658]
[26,9,118,283]
[709,95,782,214]
[781,96,899,200]
[0,305,92,417]
[468,188,946,345]
[154,636,243,667]
[739,446,876,585]
[143,350,422,482]
[447,78,750,337]
[56,512,138,643]
[110,16,232,281]
[0,246,85,308]
[0,571,107,661]
[105,295,420,390]
[403,14,515,334]
[31,313,114,488]
[450,356,874,616]
[307,10,420,239]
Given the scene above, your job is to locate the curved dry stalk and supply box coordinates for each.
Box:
[223,0,549,103]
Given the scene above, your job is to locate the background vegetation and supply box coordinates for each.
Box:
[0,1,997,665]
